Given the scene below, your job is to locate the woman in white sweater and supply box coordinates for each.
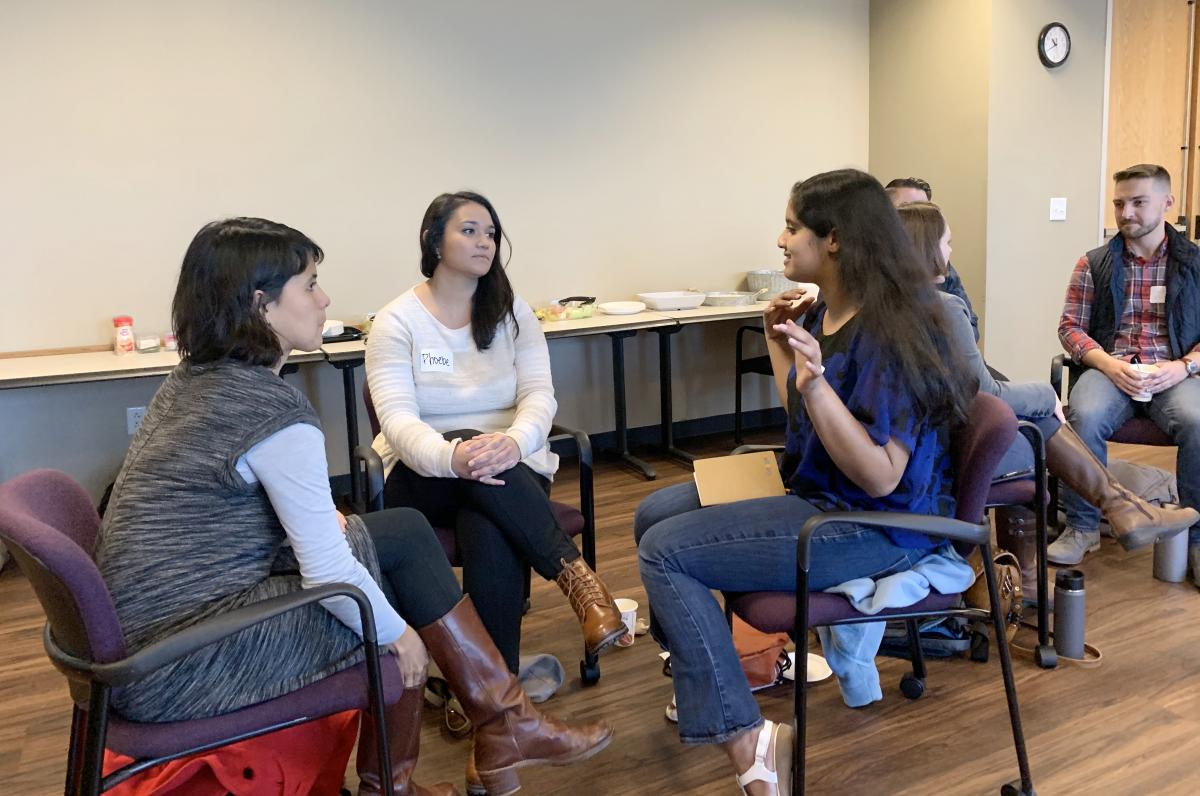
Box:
[366,191,624,680]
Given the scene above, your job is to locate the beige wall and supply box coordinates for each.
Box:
[984,0,1108,383]
[869,0,992,335]
[0,1,870,496]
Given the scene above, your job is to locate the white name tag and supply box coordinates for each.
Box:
[419,350,454,373]
[1150,285,1167,304]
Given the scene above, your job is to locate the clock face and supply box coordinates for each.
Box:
[1039,22,1071,68]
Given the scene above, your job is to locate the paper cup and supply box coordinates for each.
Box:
[1132,363,1157,402]
[614,598,638,647]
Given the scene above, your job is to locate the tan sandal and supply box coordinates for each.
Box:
[735,720,793,795]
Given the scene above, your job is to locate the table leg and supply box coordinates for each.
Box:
[607,330,656,480]
[654,325,695,466]
[329,358,362,501]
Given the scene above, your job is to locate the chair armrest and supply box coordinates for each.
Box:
[732,444,785,455]
[1050,353,1064,397]
[46,583,381,688]
[549,424,596,565]
[550,424,593,471]
[1016,421,1046,473]
[352,444,385,513]
[796,511,989,572]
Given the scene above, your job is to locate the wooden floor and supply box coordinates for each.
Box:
[3,432,1199,795]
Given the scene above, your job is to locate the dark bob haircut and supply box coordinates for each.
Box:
[418,191,516,351]
[172,217,323,367]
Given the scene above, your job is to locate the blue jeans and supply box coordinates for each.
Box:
[635,482,926,744]
[1063,368,1200,544]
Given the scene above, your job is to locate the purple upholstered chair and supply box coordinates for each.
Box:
[0,469,403,796]
[725,393,1036,796]
[354,380,604,684]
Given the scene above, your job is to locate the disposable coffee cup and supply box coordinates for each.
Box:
[614,598,638,647]
[1153,528,1189,583]
[1131,363,1157,402]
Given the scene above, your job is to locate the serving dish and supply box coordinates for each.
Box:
[702,290,766,307]
[636,291,706,310]
[536,296,596,320]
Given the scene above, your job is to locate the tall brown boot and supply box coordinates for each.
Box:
[356,684,461,796]
[464,742,485,796]
[418,597,613,796]
[995,506,1039,605]
[554,556,626,657]
[1047,422,1199,551]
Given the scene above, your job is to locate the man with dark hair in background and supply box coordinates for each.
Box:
[885,177,980,340]
[1050,163,1200,573]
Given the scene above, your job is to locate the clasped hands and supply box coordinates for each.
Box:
[451,432,521,485]
[1101,355,1189,398]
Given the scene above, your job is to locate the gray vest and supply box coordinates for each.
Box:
[96,361,320,651]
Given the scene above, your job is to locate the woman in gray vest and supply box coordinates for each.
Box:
[95,218,612,796]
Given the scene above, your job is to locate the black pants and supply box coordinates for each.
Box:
[383,431,579,673]
[360,507,463,628]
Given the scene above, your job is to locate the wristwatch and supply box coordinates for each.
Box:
[1184,356,1200,377]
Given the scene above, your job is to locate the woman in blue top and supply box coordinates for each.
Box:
[635,169,972,796]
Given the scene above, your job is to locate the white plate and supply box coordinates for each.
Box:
[598,301,646,315]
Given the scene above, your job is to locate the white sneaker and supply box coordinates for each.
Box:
[1047,526,1101,566]
[665,695,677,723]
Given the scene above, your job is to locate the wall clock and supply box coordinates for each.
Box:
[1039,22,1071,68]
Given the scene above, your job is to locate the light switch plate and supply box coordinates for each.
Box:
[1050,197,1067,221]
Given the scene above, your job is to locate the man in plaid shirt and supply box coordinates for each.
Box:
[1050,164,1200,580]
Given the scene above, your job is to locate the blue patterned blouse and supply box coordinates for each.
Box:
[783,310,956,549]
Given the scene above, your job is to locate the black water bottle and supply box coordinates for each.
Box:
[1053,569,1086,659]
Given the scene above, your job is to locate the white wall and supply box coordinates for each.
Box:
[0,1,870,496]
[984,0,1108,382]
[869,0,991,336]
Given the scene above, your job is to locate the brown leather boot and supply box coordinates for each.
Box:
[356,684,461,796]
[1047,422,1199,551]
[464,742,486,796]
[994,506,1039,605]
[418,597,613,796]
[554,556,626,657]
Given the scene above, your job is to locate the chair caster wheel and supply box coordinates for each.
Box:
[580,659,601,686]
[899,673,925,700]
[970,630,990,663]
[1001,779,1035,795]
[1034,645,1057,669]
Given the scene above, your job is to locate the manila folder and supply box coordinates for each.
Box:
[693,451,786,507]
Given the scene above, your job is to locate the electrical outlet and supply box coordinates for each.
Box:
[126,406,146,435]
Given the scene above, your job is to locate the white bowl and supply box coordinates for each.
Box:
[636,291,706,310]
[598,301,646,315]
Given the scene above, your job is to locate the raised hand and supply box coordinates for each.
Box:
[763,289,815,343]
[772,319,825,394]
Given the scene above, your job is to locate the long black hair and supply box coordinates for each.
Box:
[791,169,973,424]
[419,191,516,351]
[172,217,323,366]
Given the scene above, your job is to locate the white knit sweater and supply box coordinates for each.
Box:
[366,288,559,481]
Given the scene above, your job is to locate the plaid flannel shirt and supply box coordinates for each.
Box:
[1058,237,1175,364]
